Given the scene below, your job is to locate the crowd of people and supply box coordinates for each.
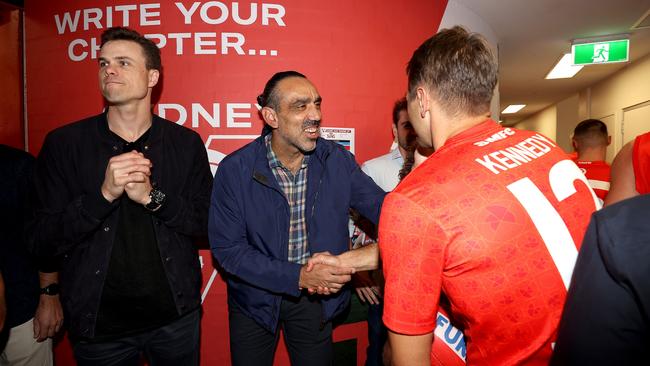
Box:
[1,24,649,366]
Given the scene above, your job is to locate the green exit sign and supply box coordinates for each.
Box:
[572,40,629,65]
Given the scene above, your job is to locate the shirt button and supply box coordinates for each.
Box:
[112,145,118,151]
[165,257,172,262]
[144,145,149,150]
[95,270,101,275]
[103,226,110,232]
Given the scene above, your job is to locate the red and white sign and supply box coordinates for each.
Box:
[24,1,449,365]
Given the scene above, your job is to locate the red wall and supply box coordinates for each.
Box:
[0,5,23,149]
[23,1,448,365]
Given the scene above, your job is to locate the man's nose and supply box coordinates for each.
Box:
[308,104,322,121]
[104,64,117,76]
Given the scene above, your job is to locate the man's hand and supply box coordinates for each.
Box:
[353,271,381,305]
[124,175,154,205]
[306,251,341,271]
[33,294,64,342]
[299,263,353,295]
[101,151,152,202]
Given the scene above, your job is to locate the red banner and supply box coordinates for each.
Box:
[24,1,448,364]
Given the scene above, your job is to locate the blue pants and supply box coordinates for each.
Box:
[365,302,388,366]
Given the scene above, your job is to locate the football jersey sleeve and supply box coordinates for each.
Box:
[379,191,447,335]
[633,132,650,195]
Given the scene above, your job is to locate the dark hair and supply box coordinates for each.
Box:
[573,119,608,148]
[406,26,497,117]
[257,70,306,110]
[100,27,161,71]
[392,97,408,126]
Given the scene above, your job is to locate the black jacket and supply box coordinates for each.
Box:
[552,194,650,365]
[30,113,212,339]
[0,145,40,330]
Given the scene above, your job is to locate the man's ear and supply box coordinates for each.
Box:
[416,87,429,118]
[148,69,160,88]
[392,124,398,140]
[607,135,612,146]
[261,107,278,128]
[572,138,578,151]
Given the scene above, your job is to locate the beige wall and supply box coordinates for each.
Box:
[513,104,557,141]
[556,94,580,152]
[588,53,650,157]
[513,52,650,162]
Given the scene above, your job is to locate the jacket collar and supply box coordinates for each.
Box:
[96,110,163,145]
[252,135,330,190]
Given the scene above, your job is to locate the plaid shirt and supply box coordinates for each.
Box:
[265,134,311,264]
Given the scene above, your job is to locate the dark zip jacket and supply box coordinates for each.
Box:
[29,113,212,340]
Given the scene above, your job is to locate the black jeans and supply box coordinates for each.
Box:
[229,294,332,366]
[73,308,200,366]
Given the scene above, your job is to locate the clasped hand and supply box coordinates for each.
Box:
[101,150,153,204]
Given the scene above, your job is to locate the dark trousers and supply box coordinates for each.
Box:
[229,294,332,366]
[365,303,387,366]
[73,309,200,366]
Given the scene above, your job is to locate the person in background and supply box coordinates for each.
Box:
[605,130,650,206]
[571,119,611,205]
[349,97,416,366]
[1,144,62,366]
[29,27,211,366]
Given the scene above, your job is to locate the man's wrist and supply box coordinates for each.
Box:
[40,283,60,296]
[144,188,166,211]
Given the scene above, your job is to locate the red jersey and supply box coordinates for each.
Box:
[574,160,610,204]
[633,131,650,195]
[379,120,598,366]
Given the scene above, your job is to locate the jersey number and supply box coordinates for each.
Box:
[507,160,599,288]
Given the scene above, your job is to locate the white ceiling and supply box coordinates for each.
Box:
[455,0,650,125]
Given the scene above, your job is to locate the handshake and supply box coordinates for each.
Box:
[298,245,382,304]
[299,252,355,296]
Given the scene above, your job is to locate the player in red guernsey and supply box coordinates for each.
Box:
[605,130,650,206]
[633,131,650,194]
[571,119,611,205]
[378,26,598,366]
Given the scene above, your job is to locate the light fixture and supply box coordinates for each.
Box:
[546,53,583,79]
[502,104,526,114]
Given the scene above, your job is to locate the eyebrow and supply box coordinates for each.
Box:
[290,95,322,106]
[98,56,136,64]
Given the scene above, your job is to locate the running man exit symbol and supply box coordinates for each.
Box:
[572,39,629,65]
[592,44,609,63]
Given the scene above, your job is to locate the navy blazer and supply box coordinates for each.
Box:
[209,135,385,332]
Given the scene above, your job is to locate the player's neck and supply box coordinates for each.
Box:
[577,147,606,162]
[107,103,153,142]
[433,113,489,150]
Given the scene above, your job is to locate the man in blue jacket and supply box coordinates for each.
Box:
[209,71,386,366]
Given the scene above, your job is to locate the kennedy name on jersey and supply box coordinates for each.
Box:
[475,133,557,175]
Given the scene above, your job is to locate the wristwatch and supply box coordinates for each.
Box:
[145,188,166,211]
[40,283,60,296]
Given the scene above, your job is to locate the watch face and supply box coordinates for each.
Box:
[146,188,166,210]
[151,189,166,204]
[42,283,60,295]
